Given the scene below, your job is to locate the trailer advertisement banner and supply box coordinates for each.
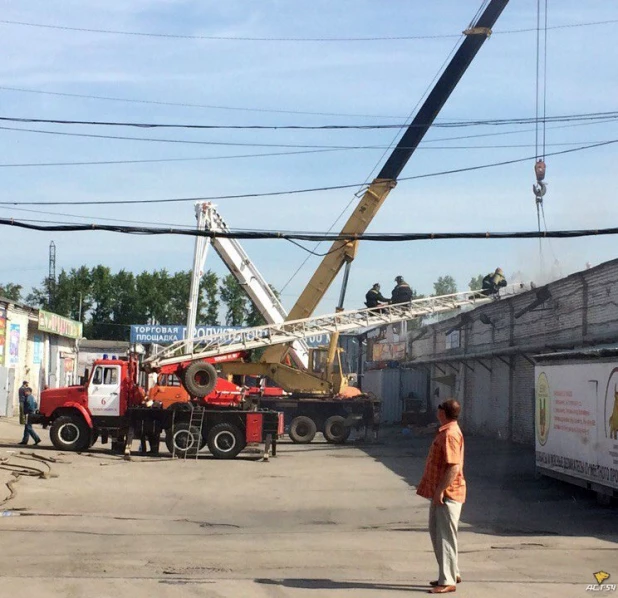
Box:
[535,362,618,491]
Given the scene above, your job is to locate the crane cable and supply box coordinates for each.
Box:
[533,0,549,274]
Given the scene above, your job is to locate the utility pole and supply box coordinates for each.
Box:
[48,241,56,309]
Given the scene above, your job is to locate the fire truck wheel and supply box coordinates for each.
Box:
[182,361,218,398]
[207,423,245,459]
[165,423,202,457]
[323,415,351,444]
[288,416,317,444]
[50,415,91,452]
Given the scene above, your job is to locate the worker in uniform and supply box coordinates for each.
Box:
[481,268,507,296]
[365,283,388,309]
[391,276,414,304]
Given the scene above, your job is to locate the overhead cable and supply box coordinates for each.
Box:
[1,217,618,242]
[1,17,616,42]
[1,119,614,169]
[2,111,618,130]
[0,138,615,207]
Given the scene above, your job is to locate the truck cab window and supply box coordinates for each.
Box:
[92,367,103,385]
[103,367,118,385]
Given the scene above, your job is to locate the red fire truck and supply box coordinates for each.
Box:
[30,354,282,459]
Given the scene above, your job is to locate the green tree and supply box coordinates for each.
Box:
[109,270,140,341]
[219,274,248,326]
[28,267,92,321]
[433,275,457,296]
[167,271,192,324]
[135,270,170,324]
[469,274,484,291]
[89,265,115,338]
[0,283,23,302]
[202,271,219,325]
[28,265,223,340]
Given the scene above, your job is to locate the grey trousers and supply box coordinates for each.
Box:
[429,498,463,586]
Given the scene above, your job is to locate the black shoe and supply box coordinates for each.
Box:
[18,441,27,445]
[34,439,41,446]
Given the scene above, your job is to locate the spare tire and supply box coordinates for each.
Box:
[323,415,351,444]
[289,416,317,444]
[182,361,217,398]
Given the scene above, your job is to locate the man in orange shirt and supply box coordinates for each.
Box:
[416,399,466,594]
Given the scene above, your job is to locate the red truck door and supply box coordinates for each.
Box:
[88,363,122,416]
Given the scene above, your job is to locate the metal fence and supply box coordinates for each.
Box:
[363,367,429,424]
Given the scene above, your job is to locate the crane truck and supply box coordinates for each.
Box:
[31,0,510,456]
[146,0,511,439]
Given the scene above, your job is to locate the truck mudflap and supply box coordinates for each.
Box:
[277,412,284,436]
[245,414,263,443]
[245,412,283,443]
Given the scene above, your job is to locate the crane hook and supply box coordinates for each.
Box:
[533,181,547,203]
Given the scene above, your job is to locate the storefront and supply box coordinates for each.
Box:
[0,300,81,416]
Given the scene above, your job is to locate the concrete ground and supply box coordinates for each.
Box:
[0,416,615,598]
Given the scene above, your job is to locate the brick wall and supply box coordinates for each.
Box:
[406,258,618,446]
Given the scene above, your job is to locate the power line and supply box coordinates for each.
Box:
[0,148,346,168]
[0,85,405,120]
[1,118,615,169]
[2,216,618,242]
[0,115,405,130]
[2,111,618,130]
[1,17,616,42]
[0,205,364,234]
[1,138,616,207]
[0,205,194,229]
[3,117,618,150]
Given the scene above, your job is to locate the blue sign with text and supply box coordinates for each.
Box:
[130,325,329,348]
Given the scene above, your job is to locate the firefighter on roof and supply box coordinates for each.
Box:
[391,276,414,304]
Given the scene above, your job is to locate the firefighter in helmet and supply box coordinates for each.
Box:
[391,276,414,304]
[365,283,388,308]
[481,268,507,296]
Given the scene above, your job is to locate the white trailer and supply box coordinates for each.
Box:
[534,348,618,500]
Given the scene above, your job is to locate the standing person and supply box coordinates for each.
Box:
[416,399,466,594]
[365,283,388,308]
[18,381,31,425]
[391,276,414,304]
[18,388,41,446]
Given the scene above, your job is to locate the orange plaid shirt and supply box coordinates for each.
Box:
[416,420,466,503]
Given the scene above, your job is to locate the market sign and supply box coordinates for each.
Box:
[38,309,83,340]
[130,324,329,348]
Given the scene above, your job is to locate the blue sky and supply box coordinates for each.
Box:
[1,0,617,317]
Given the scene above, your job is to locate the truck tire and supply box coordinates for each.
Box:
[323,415,351,444]
[50,415,91,452]
[182,361,217,398]
[207,422,245,459]
[289,416,317,444]
[165,422,202,457]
